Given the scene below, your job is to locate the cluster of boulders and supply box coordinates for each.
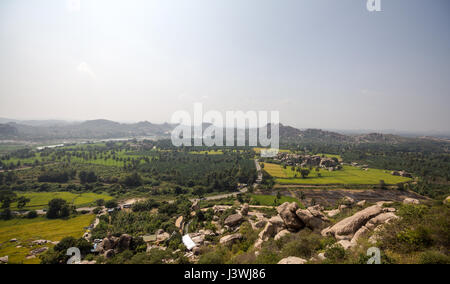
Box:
[254,202,330,250]
[94,234,133,259]
[321,204,398,250]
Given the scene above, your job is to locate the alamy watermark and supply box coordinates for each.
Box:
[170,103,279,157]
[367,247,381,264]
[367,0,381,12]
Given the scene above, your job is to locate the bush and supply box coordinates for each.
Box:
[280,230,322,259]
[324,244,347,263]
[46,198,71,219]
[105,200,118,209]
[26,210,38,219]
[419,251,450,264]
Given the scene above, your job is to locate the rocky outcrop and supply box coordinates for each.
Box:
[324,209,340,218]
[213,205,230,215]
[337,240,352,250]
[277,202,304,231]
[403,198,420,205]
[0,256,8,264]
[321,205,383,240]
[118,234,132,251]
[104,249,115,259]
[220,233,243,245]
[29,247,48,256]
[356,200,366,207]
[191,200,200,211]
[278,256,307,264]
[274,229,291,241]
[240,204,249,216]
[95,234,133,254]
[341,196,355,207]
[322,204,400,250]
[32,239,50,245]
[175,216,184,231]
[224,214,244,227]
[365,212,398,230]
[296,205,329,230]
[157,232,171,242]
[190,233,205,246]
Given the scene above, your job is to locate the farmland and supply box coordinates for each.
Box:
[262,163,412,185]
[10,192,113,210]
[0,214,94,264]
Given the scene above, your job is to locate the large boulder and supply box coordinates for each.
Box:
[324,209,340,218]
[254,220,267,229]
[365,212,398,230]
[254,238,264,250]
[190,233,205,246]
[341,196,355,207]
[356,200,366,207]
[213,205,230,215]
[240,204,249,216]
[350,226,370,245]
[268,215,285,229]
[277,202,304,231]
[0,256,8,264]
[224,214,244,227]
[101,237,115,251]
[104,249,115,259]
[296,205,329,230]
[321,205,383,240]
[117,234,132,251]
[157,232,171,243]
[175,216,184,231]
[274,229,291,241]
[337,240,353,250]
[278,256,307,264]
[258,222,277,241]
[258,215,287,242]
[220,233,243,245]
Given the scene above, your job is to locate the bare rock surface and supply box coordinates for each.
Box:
[220,233,243,245]
[278,256,307,264]
[321,205,383,240]
[277,202,304,231]
[224,214,244,227]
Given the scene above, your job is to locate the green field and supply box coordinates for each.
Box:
[263,163,412,185]
[250,194,304,207]
[0,214,94,264]
[11,192,113,210]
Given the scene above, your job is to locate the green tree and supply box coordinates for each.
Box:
[46,198,70,219]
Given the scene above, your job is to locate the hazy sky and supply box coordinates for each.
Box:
[0,0,449,132]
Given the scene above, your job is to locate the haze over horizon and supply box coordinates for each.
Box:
[1,0,449,132]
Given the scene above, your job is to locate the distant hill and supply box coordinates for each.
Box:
[0,118,448,148]
[0,124,18,137]
[0,119,174,141]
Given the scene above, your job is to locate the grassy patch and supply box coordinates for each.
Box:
[250,194,303,207]
[11,192,113,210]
[264,163,411,185]
[0,215,94,264]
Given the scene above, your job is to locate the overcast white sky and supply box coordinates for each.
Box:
[0,0,449,132]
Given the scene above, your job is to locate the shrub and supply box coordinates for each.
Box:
[324,244,347,263]
[419,251,450,264]
[26,210,38,219]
